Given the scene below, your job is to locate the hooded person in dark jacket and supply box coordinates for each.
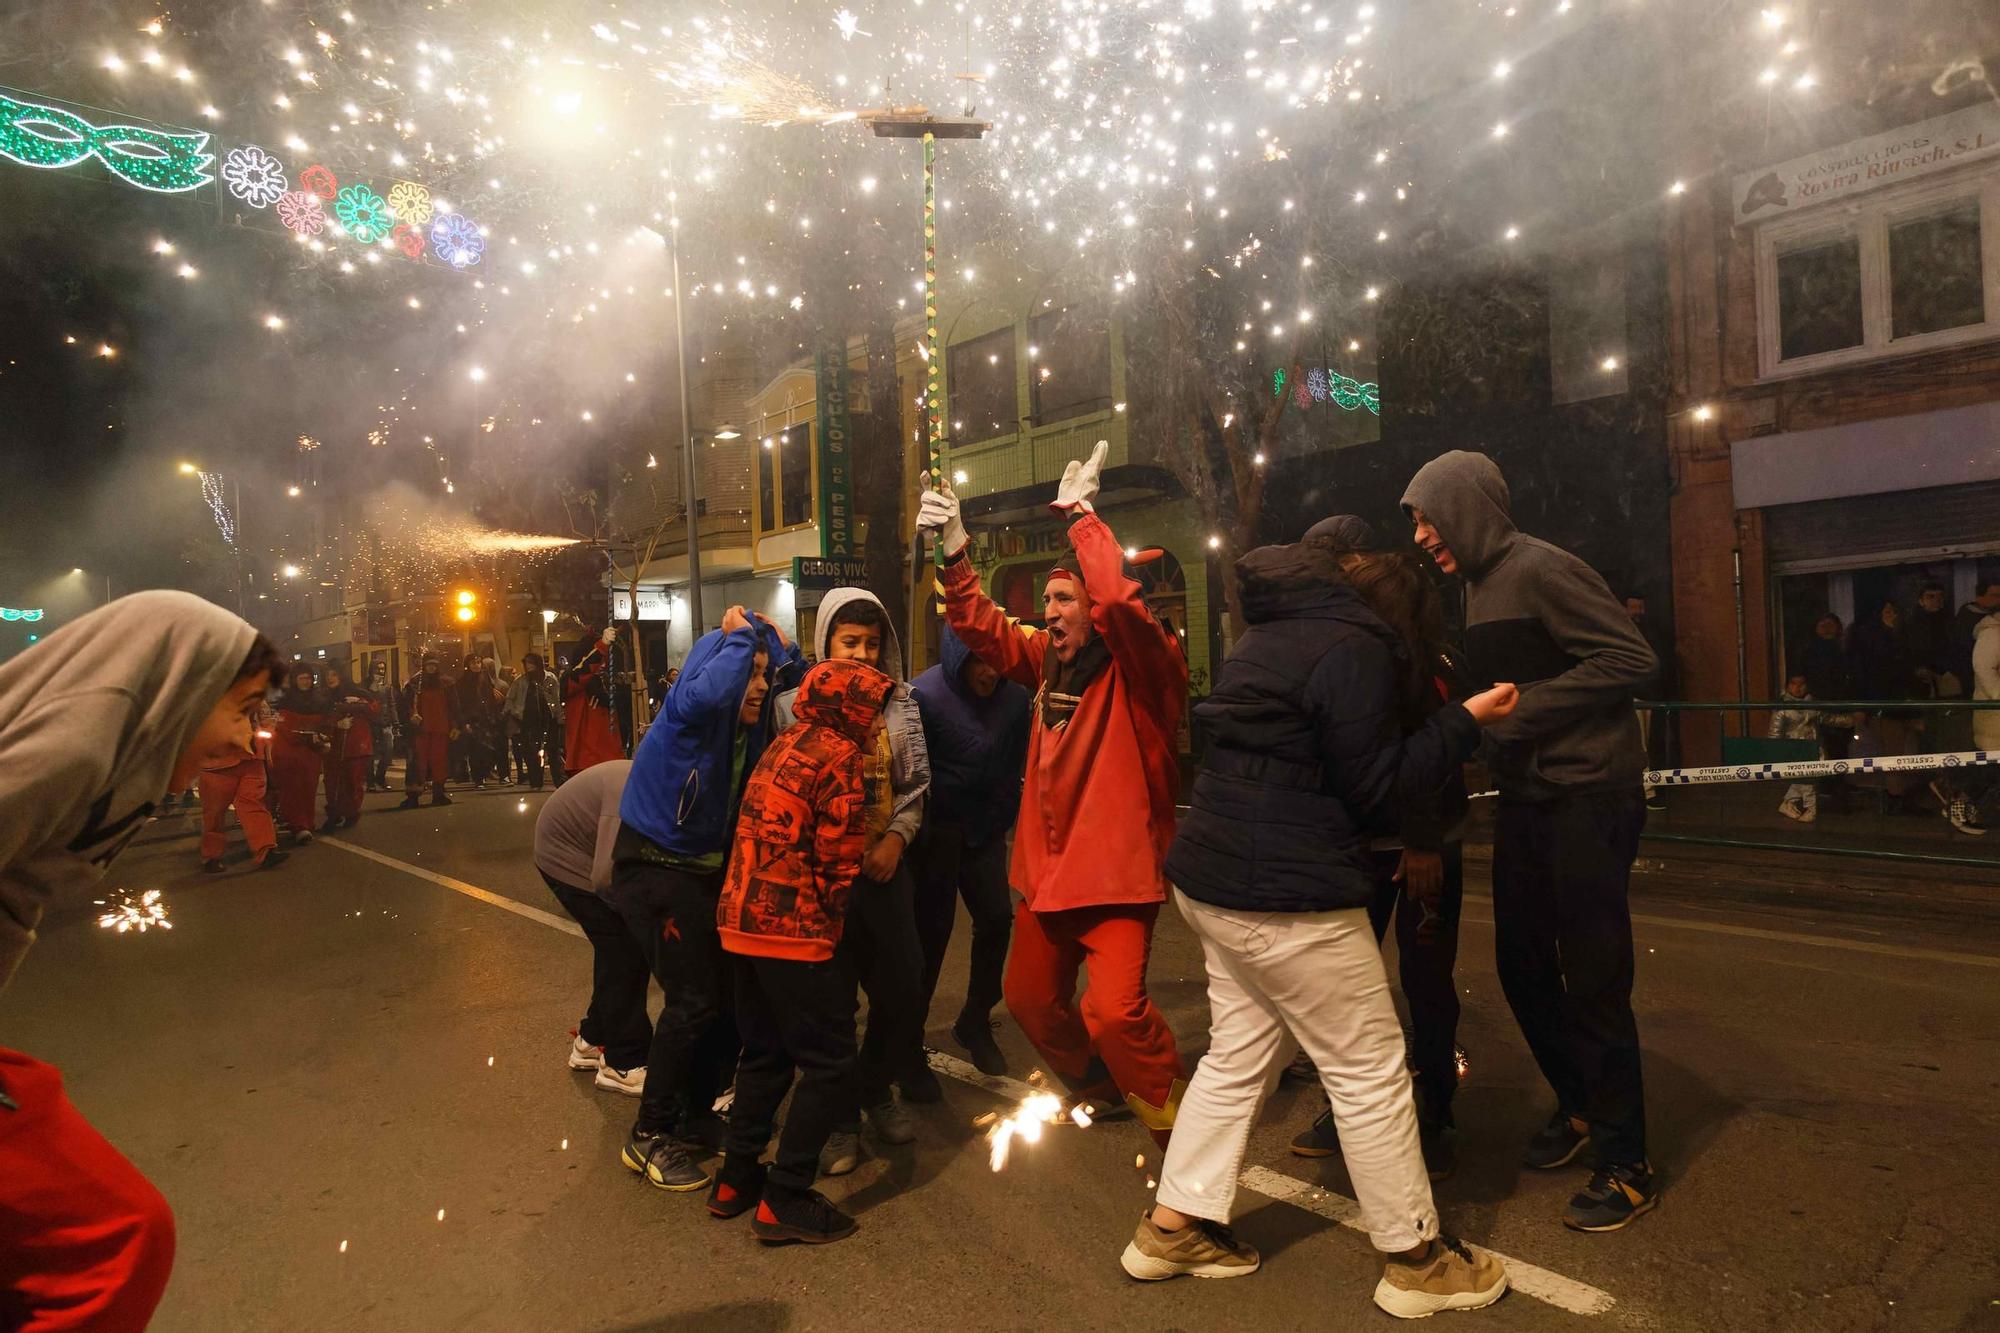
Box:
[1127,542,1517,1315]
[1403,450,1662,1234]
[911,624,1030,1076]
[606,605,803,1195]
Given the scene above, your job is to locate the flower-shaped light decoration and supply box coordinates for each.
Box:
[391,222,427,260]
[430,212,485,268]
[299,163,338,200]
[221,144,288,209]
[335,184,394,243]
[275,189,326,236]
[386,181,434,229]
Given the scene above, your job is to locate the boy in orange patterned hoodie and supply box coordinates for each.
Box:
[711,658,893,1245]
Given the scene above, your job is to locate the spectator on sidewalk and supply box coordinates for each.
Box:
[364,661,400,791]
[1906,583,1959,699]
[535,760,650,1096]
[0,592,288,1332]
[1405,450,1661,1233]
[1850,600,1925,812]
[504,652,564,790]
[1800,613,1854,807]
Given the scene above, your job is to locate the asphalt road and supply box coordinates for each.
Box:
[5,779,1997,1332]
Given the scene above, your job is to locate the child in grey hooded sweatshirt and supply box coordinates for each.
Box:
[769,587,932,1167]
[0,591,287,1330]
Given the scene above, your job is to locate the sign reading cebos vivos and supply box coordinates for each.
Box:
[1733,102,2000,224]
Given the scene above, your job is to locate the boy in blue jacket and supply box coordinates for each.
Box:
[604,605,802,1195]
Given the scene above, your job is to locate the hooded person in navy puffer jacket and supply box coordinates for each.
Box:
[910,625,1030,1074]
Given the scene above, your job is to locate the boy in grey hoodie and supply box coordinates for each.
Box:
[770,587,932,1166]
[0,591,288,1330]
[1402,450,1661,1234]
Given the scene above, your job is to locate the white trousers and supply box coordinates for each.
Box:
[1155,888,1439,1253]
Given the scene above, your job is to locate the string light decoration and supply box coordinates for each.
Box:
[1273,367,1381,415]
[334,183,394,243]
[199,471,237,545]
[430,213,484,267]
[386,180,434,228]
[0,92,212,193]
[0,607,46,621]
[221,143,287,208]
[298,163,337,200]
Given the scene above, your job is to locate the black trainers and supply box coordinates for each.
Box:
[753,1185,858,1245]
[258,849,291,870]
[952,1015,1008,1077]
[899,1062,944,1104]
[1522,1110,1591,1170]
[395,796,422,810]
[1419,1122,1456,1181]
[431,792,454,807]
[621,1128,711,1192]
[708,1157,766,1220]
[1289,1107,1340,1158]
[1562,1161,1659,1232]
[200,858,225,874]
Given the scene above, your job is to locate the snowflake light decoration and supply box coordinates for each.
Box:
[386,180,433,228]
[335,184,394,243]
[299,163,337,200]
[275,189,325,236]
[221,144,287,209]
[430,213,485,267]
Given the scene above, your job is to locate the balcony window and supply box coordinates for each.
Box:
[1028,306,1112,423]
[948,327,1018,446]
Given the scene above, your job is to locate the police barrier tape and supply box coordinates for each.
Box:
[1643,750,1996,788]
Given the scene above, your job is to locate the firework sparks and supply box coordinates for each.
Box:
[95,888,171,933]
[985,1083,1091,1171]
[462,532,582,554]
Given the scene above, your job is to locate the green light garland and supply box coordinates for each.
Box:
[0,93,213,194]
[334,184,394,243]
[1273,366,1381,416]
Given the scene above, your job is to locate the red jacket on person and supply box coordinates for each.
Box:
[941,511,1187,913]
[717,659,892,963]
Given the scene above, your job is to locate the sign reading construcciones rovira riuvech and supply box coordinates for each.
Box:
[814,349,855,559]
[1733,101,2000,224]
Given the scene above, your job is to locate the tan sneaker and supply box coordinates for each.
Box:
[1373,1235,1508,1318]
[1120,1210,1261,1281]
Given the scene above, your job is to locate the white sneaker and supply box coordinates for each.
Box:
[1945,799,1987,836]
[1778,799,1806,822]
[567,1033,603,1071]
[594,1064,646,1096]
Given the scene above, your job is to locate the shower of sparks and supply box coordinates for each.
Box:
[986,1090,1088,1171]
[463,532,582,554]
[95,888,171,933]
[647,38,847,126]
[833,10,870,42]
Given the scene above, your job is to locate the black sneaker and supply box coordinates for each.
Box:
[431,792,454,807]
[1289,1107,1340,1158]
[258,849,291,870]
[318,820,341,834]
[1562,1161,1659,1232]
[395,796,422,810]
[1522,1110,1591,1170]
[753,1185,857,1245]
[952,1016,1008,1077]
[621,1128,710,1192]
[200,858,225,874]
[899,1062,944,1104]
[708,1157,766,1220]
[1419,1122,1456,1181]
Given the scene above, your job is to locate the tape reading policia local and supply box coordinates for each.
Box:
[1644,750,1997,788]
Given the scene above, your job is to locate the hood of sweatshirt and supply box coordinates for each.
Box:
[792,659,894,743]
[0,590,256,991]
[939,622,978,691]
[813,586,905,682]
[1236,542,1389,636]
[1301,514,1385,555]
[1400,450,1518,578]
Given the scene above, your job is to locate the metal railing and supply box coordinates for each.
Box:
[1631,698,2000,869]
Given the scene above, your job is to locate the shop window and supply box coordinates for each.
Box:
[1756,171,1999,378]
[948,328,1018,446]
[1028,306,1112,423]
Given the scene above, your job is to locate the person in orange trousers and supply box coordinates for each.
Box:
[919,442,1190,1147]
[194,718,286,873]
[268,668,330,842]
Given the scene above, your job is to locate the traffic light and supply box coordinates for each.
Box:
[454,589,477,623]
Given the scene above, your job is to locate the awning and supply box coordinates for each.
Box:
[1731,400,2000,510]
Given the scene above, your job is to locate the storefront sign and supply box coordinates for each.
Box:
[1733,102,2000,223]
[611,588,673,621]
[790,557,871,590]
[814,349,855,558]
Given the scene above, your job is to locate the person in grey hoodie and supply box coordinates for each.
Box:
[769,587,932,1168]
[1402,450,1661,1234]
[0,591,288,1330]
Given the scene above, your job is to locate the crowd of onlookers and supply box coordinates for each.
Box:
[1774,577,2000,834]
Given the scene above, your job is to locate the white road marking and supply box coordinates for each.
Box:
[925,1049,1614,1317]
[319,837,584,939]
[1239,1166,1616,1316]
[333,846,1615,1317]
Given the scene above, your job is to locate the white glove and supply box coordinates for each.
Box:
[1051,439,1109,514]
[600,627,617,645]
[917,482,969,557]
[336,717,353,731]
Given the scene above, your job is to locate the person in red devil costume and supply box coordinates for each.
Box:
[565,626,627,776]
[319,665,381,830]
[397,655,457,809]
[269,667,331,843]
[917,441,1189,1146]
